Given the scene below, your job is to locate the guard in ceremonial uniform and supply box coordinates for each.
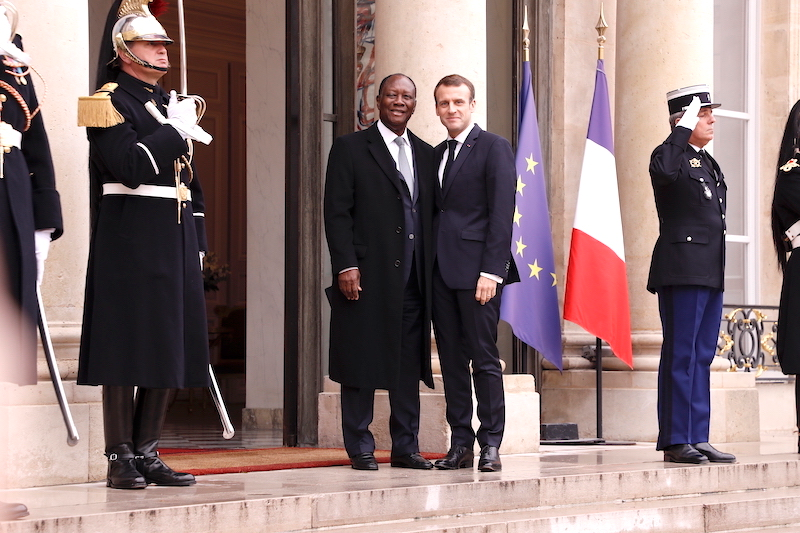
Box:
[77,0,212,489]
[770,99,800,453]
[0,1,62,520]
[648,85,735,464]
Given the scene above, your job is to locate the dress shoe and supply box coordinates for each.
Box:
[106,448,147,489]
[694,442,736,463]
[663,443,709,464]
[136,455,196,486]
[390,452,433,469]
[350,452,378,470]
[478,445,502,472]
[434,445,474,470]
[0,501,29,521]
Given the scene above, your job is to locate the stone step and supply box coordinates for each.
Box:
[291,485,800,533]
[2,452,798,533]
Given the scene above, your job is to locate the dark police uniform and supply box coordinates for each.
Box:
[648,115,726,451]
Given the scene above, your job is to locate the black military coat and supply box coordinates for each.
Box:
[647,126,727,293]
[773,161,800,374]
[324,124,435,390]
[77,71,210,388]
[0,37,62,385]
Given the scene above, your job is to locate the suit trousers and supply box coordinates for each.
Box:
[656,285,723,450]
[340,268,424,457]
[432,265,505,449]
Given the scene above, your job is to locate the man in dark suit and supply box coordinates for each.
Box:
[324,73,435,471]
[430,74,517,472]
[648,84,735,464]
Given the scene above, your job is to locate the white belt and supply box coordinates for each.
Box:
[102,182,191,202]
[786,219,800,249]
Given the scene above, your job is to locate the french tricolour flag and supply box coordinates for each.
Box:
[563,59,633,368]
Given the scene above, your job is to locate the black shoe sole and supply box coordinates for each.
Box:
[107,481,147,489]
[434,460,474,470]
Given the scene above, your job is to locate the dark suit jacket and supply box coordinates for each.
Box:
[433,124,518,289]
[647,126,727,293]
[324,123,435,390]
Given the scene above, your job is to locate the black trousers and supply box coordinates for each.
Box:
[340,268,424,457]
[432,264,505,449]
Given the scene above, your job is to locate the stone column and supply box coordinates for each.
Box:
[543,0,759,444]
[372,0,487,146]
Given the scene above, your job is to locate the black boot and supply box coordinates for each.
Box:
[104,386,146,489]
[133,388,195,486]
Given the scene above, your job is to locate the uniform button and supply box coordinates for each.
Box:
[396,226,402,233]
[412,208,417,213]
[724,230,727,235]
[699,178,705,182]
[408,234,414,240]
[394,260,401,267]
[686,236,692,242]
[721,214,725,219]
[719,198,723,203]
[440,209,445,213]
[397,195,402,200]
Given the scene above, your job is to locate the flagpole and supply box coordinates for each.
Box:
[594,4,608,442]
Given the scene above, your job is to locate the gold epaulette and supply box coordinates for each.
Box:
[781,158,800,172]
[77,82,123,128]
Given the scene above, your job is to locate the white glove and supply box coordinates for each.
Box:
[165,90,213,145]
[200,251,205,270]
[0,7,30,65]
[676,96,702,132]
[34,229,54,285]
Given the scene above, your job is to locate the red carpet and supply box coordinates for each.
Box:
[158,447,445,475]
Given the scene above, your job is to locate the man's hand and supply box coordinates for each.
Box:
[475,276,497,305]
[338,269,362,300]
[677,96,701,131]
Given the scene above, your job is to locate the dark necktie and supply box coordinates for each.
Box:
[699,149,718,183]
[443,139,457,186]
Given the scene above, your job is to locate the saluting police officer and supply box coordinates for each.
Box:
[77,0,212,490]
[648,85,735,465]
[0,0,62,520]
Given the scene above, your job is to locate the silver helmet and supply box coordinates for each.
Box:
[112,0,172,72]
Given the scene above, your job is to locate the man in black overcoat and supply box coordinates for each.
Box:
[77,0,211,489]
[324,73,435,471]
[428,75,517,473]
[0,1,62,520]
[648,84,735,464]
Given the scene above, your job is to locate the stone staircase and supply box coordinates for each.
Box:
[2,447,799,533]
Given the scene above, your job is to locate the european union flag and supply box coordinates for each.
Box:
[499,60,563,370]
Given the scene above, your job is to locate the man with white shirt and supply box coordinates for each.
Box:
[430,74,518,472]
[648,84,735,464]
[324,73,435,471]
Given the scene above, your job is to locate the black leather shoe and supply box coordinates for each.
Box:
[350,452,378,470]
[693,442,736,463]
[663,444,709,464]
[390,452,433,469]
[0,501,29,521]
[434,445,474,469]
[107,451,147,489]
[136,455,196,486]
[478,445,502,472]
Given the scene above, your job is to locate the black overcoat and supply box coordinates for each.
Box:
[0,37,62,385]
[647,126,727,293]
[324,124,434,390]
[773,162,800,374]
[77,72,210,388]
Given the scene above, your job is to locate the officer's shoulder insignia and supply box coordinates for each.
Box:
[77,82,124,128]
[780,158,800,172]
[689,157,701,168]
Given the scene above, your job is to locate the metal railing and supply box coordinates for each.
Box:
[718,304,779,375]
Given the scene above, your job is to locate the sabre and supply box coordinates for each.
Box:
[173,0,231,439]
[36,285,79,446]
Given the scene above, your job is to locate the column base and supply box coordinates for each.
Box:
[318,374,539,454]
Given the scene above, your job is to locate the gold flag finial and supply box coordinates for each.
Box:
[596,3,608,60]
[522,5,530,63]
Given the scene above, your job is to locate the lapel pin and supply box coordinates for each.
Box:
[689,158,701,168]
